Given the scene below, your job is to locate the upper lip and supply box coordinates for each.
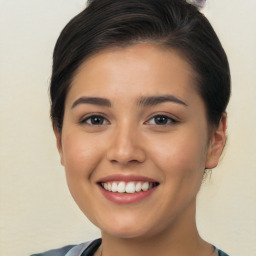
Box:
[97,174,159,183]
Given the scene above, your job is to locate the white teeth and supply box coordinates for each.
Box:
[111,182,118,192]
[117,182,126,193]
[135,182,142,192]
[125,182,136,193]
[102,181,156,193]
[141,182,149,191]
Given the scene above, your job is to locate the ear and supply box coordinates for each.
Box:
[205,113,227,169]
[53,125,64,166]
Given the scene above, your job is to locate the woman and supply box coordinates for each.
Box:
[32,0,230,255]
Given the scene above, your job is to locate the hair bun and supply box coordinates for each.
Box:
[186,0,206,9]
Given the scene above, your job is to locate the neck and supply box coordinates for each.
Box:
[99,202,213,256]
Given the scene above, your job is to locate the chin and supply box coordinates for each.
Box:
[98,215,153,239]
[103,227,150,239]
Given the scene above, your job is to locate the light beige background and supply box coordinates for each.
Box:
[0,1,255,256]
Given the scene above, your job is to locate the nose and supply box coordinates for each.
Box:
[106,124,146,165]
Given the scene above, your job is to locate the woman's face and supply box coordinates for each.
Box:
[55,43,225,239]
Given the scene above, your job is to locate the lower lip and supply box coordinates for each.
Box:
[98,185,158,204]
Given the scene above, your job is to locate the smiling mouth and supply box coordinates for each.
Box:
[100,181,159,194]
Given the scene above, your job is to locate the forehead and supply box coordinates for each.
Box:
[67,43,199,106]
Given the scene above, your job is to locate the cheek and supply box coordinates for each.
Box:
[61,132,103,179]
[149,129,208,178]
[60,131,104,222]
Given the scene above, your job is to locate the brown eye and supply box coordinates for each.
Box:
[146,115,176,125]
[155,116,169,125]
[82,115,109,125]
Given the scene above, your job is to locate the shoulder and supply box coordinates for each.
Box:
[30,239,101,256]
[30,244,76,256]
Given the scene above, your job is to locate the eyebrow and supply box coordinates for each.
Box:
[71,94,187,109]
[137,95,188,107]
[71,97,111,109]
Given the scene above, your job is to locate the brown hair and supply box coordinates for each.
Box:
[50,0,230,130]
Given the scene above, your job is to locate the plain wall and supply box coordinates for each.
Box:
[0,1,255,255]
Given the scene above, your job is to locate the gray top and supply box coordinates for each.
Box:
[31,239,230,256]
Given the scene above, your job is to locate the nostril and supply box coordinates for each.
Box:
[110,158,141,165]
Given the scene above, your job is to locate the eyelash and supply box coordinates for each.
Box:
[145,115,177,126]
[80,114,110,126]
[80,114,177,127]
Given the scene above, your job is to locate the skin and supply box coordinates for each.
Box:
[54,43,227,256]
